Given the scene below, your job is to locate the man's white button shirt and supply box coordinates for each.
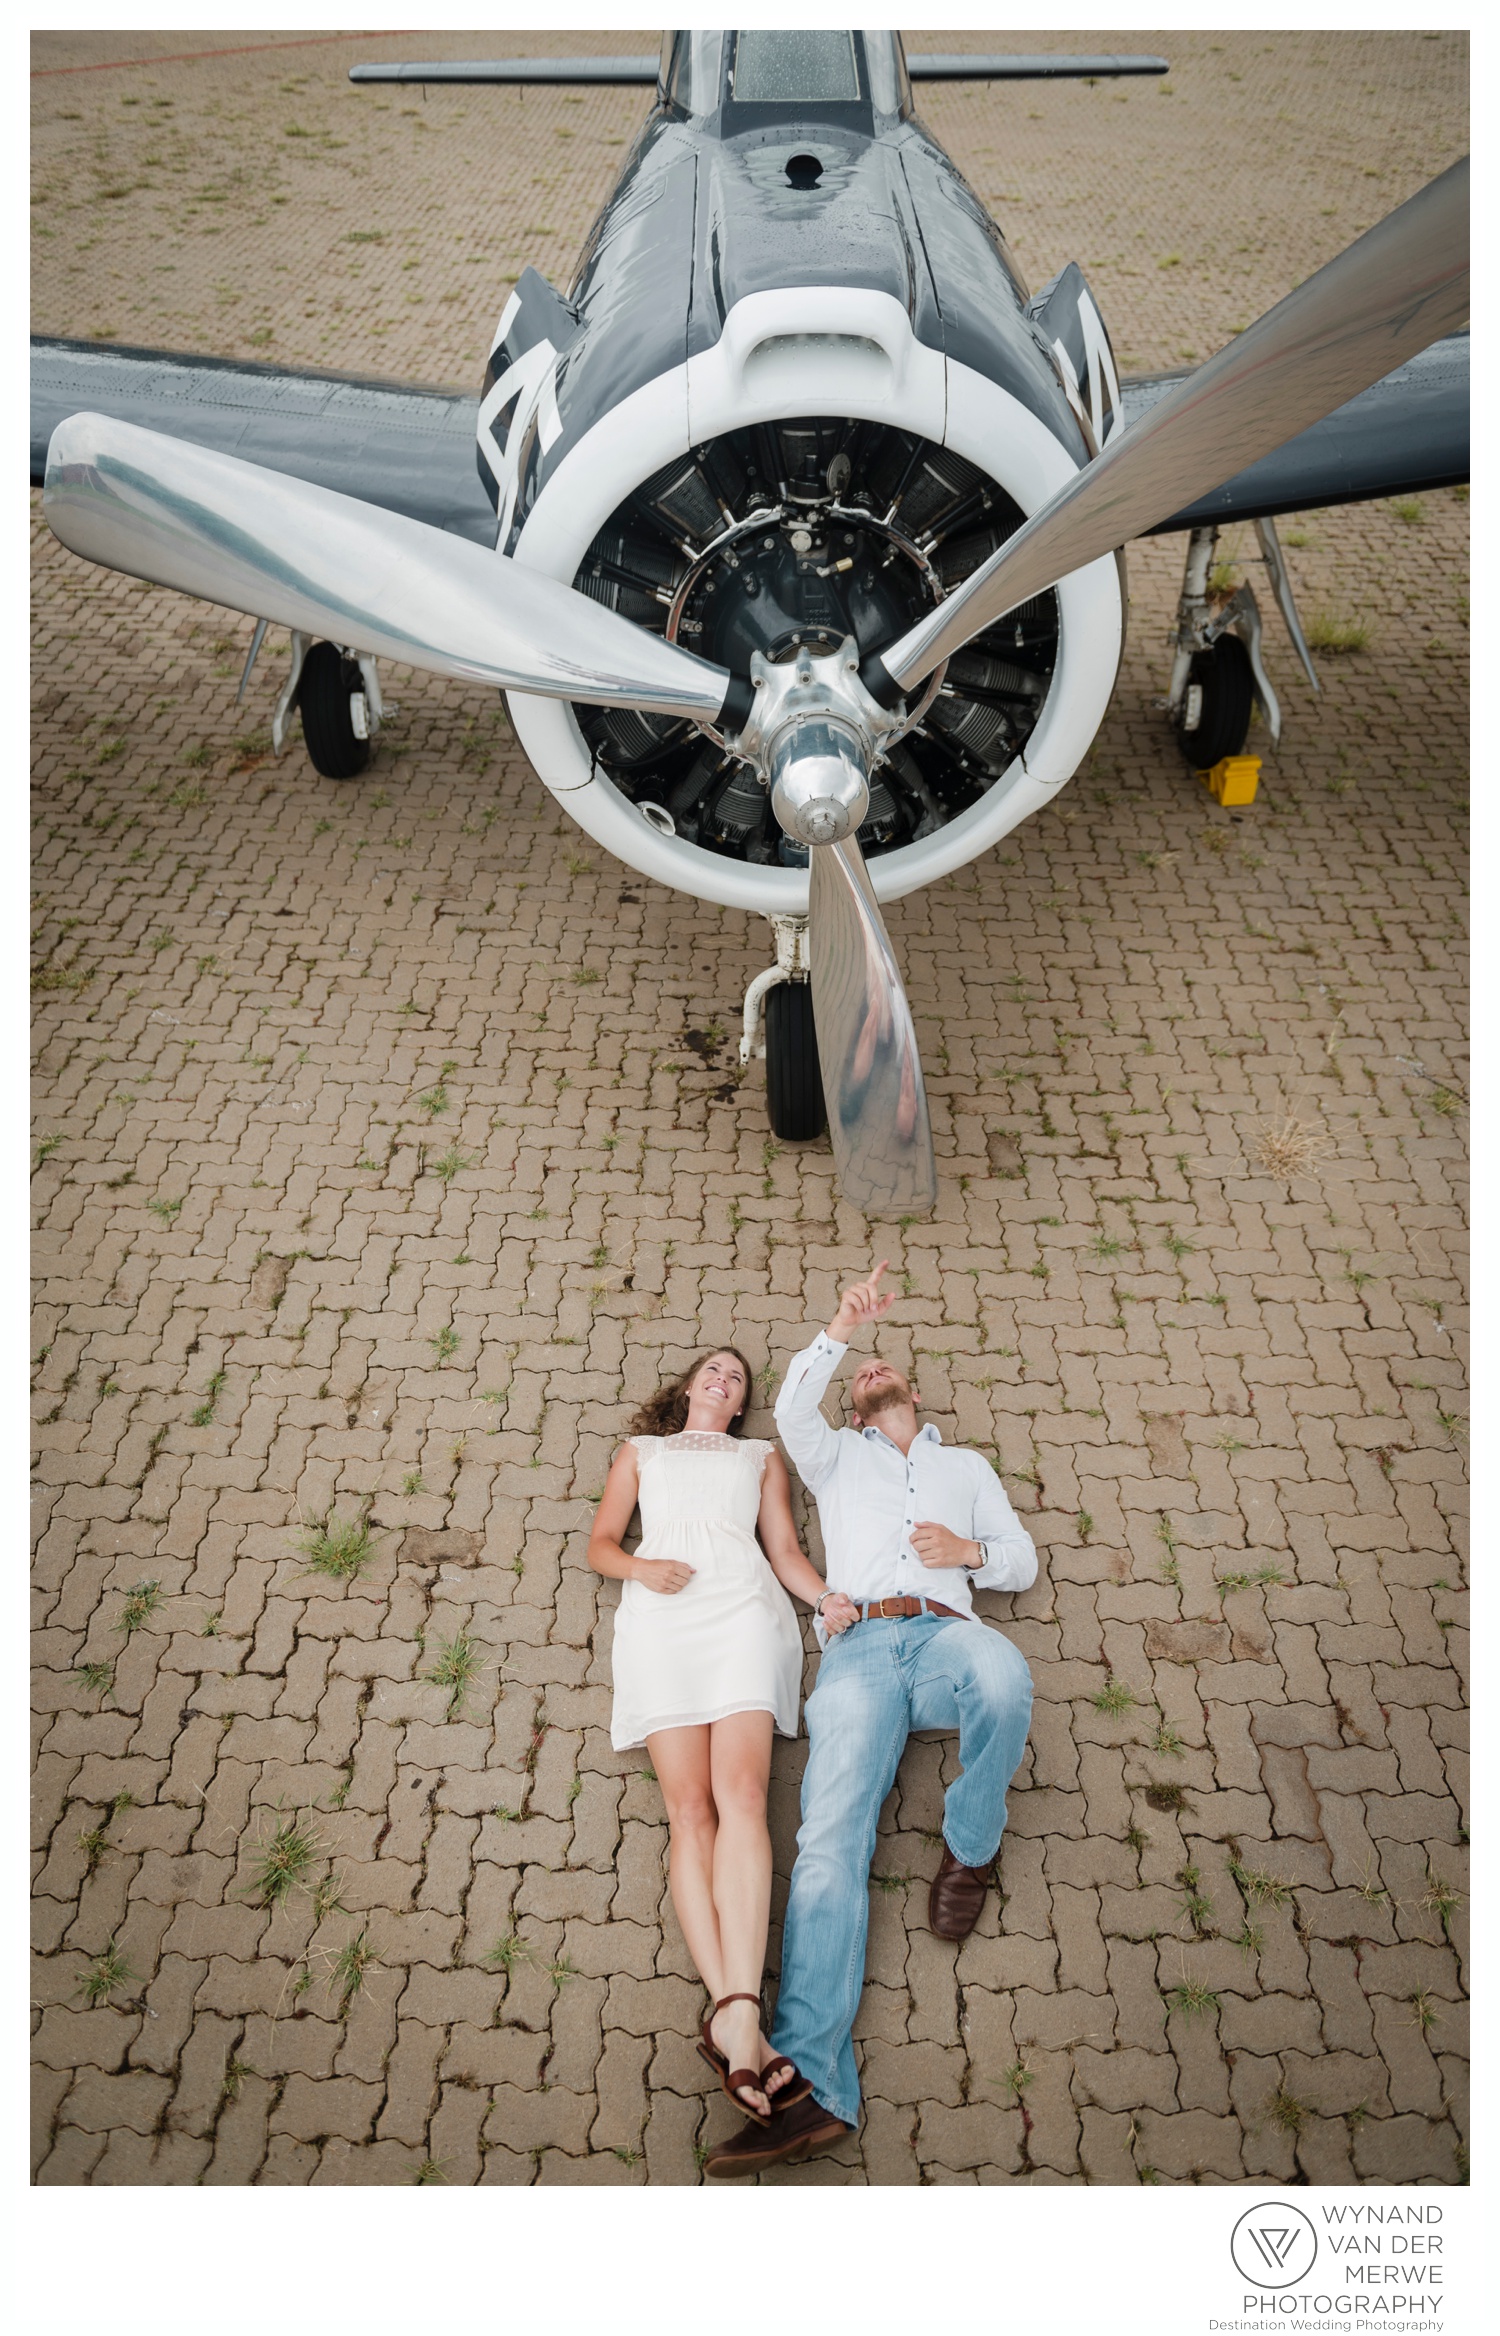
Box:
[775,1331,1037,1640]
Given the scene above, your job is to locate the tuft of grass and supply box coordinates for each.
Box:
[148,1196,185,1223]
[331,1927,375,2014]
[413,2158,446,2183]
[432,1146,473,1184]
[1235,1922,1264,1959]
[1410,1989,1441,2038]
[1152,1720,1185,1759]
[79,1937,133,2006]
[1145,1782,1187,1813]
[430,1325,460,1364]
[1390,497,1425,527]
[1178,1864,1212,1931]
[77,1660,115,1698]
[296,1511,376,1581]
[77,1825,110,1877]
[482,1930,531,1975]
[222,2056,254,2102]
[117,1579,162,1635]
[1001,2060,1033,2101]
[1252,1112,1334,1178]
[310,1871,346,1925]
[1230,1860,1292,1909]
[1167,1978,1219,2019]
[1304,609,1372,655]
[191,1369,227,1428]
[1092,1678,1137,1716]
[1421,1876,1463,1938]
[424,1630,482,1720]
[1268,2085,1310,2134]
[1216,1565,1287,1598]
[417,1062,458,1117]
[248,1812,320,1906]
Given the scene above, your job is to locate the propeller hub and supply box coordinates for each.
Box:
[769,717,870,846]
[725,635,900,848]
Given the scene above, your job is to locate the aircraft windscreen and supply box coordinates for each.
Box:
[731,31,861,104]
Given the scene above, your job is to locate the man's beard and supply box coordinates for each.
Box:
[855,1380,909,1422]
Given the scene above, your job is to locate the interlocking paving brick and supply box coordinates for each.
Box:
[31,26,1467,2184]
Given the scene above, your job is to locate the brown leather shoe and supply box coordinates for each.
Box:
[929,1842,994,1940]
[703,2091,851,2179]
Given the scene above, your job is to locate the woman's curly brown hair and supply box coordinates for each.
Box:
[625,1346,755,1439]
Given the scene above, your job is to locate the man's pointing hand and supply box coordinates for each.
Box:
[828,1260,897,1344]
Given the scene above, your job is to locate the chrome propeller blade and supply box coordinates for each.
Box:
[809,835,936,1215]
[880,156,1469,691]
[44,411,733,721]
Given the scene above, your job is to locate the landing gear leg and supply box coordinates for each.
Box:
[1163,524,1283,763]
[740,915,825,1141]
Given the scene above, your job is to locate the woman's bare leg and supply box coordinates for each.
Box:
[707,1712,779,2114]
[646,1726,725,2001]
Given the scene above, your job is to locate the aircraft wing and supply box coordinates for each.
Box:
[29,337,495,547]
[33,323,1466,560]
[1128,331,1468,531]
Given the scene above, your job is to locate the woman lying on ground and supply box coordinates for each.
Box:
[586,1346,859,2122]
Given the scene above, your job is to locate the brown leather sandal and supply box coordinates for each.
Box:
[697,1992,778,2127]
[758,2052,814,2112]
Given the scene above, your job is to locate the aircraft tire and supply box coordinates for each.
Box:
[764,979,826,1143]
[1177,632,1254,768]
[300,641,373,780]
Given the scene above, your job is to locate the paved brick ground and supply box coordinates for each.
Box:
[32,30,1468,2186]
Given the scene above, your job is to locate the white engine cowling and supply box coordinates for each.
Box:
[507,287,1123,911]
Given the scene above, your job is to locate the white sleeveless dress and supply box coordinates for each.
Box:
[608,1431,805,1750]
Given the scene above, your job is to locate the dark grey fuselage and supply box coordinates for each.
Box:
[484,83,1095,540]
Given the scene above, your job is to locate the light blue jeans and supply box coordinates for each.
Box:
[770,1614,1032,2130]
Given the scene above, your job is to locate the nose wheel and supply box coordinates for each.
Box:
[740,914,826,1141]
[764,980,825,1141]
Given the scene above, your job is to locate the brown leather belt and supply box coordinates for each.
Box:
[853,1596,964,1624]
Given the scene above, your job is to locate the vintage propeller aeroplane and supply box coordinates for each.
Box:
[32,31,1468,1213]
